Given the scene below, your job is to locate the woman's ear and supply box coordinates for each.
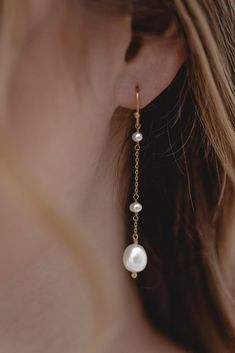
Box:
[115,20,187,109]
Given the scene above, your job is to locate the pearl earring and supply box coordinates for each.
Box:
[123,87,148,279]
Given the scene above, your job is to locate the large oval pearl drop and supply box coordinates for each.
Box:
[129,202,142,213]
[123,244,148,273]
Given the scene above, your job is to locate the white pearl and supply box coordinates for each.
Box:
[123,244,147,273]
[132,132,143,142]
[129,202,142,213]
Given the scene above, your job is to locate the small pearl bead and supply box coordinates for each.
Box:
[132,132,143,142]
[129,202,142,213]
[123,244,148,273]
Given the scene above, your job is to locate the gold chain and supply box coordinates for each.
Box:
[132,92,141,244]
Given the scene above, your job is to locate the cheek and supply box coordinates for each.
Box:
[6,5,131,154]
[79,11,131,95]
[4,7,86,194]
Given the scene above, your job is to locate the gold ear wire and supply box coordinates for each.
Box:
[136,86,140,114]
[134,86,141,127]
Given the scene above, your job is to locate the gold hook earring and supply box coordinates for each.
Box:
[123,86,148,279]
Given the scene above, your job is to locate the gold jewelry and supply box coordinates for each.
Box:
[123,87,148,279]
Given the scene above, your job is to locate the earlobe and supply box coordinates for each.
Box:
[115,21,187,110]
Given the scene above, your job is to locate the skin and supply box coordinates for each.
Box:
[0,1,186,352]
